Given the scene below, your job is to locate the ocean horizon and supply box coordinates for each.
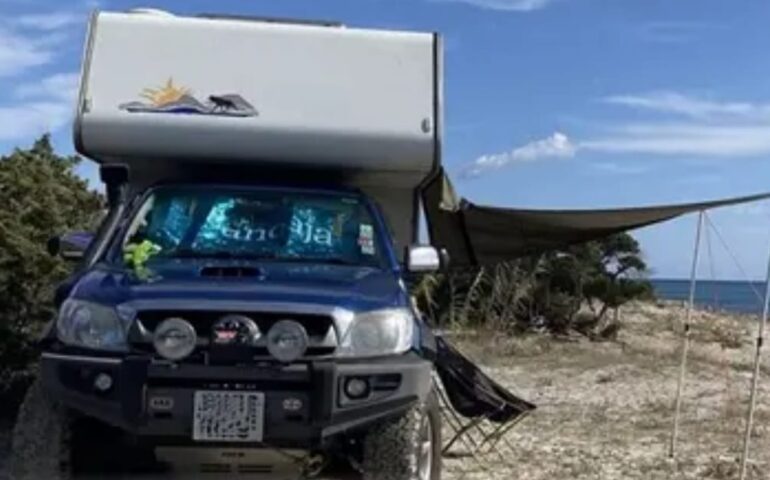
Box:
[651,279,767,315]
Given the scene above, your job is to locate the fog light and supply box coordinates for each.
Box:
[94,372,113,392]
[154,317,197,360]
[266,320,309,363]
[345,377,370,399]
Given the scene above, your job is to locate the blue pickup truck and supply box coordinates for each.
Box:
[11,175,444,480]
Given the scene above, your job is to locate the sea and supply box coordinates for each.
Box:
[651,279,767,315]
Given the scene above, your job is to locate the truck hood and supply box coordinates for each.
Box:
[70,260,407,312]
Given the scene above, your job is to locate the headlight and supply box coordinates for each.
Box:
[56,300,132,351]
[338,308,415,358]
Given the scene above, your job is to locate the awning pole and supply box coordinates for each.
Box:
[738,239,770,480]
[669,210,704,458]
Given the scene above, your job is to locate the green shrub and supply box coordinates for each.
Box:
[0,135,103,401]
[413,233,653,336]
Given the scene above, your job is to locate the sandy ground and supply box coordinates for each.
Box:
[1,301,768,479]
[442,301,770,480]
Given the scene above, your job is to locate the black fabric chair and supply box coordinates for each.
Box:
[432,335,535,466]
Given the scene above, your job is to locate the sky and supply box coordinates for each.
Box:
[2,0,770,279]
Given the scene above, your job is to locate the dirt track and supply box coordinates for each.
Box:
[2,301,768,479]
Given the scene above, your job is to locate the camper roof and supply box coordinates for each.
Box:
[75,9,443,247]
[75,10,441,181]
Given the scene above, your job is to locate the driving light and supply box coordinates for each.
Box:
[57,300,130,351]
[338,308,415,358]
[153,317,197,360]
[267,320,309,363]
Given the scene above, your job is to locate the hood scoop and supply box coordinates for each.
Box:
[199,266,263,279]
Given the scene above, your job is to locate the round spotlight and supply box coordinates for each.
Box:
[345,377,370,400]
[266,320,309,363]
[153,317,197,361]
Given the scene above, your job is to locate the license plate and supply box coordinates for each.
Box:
[193,391,265,442]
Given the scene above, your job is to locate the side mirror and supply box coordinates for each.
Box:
[405,245,441,273]
[48,232,94,261]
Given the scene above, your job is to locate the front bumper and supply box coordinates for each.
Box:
[40,351,432,449]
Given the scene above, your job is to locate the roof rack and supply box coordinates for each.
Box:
[196,13,343,28]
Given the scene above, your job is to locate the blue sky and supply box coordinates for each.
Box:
[2,0,770,279]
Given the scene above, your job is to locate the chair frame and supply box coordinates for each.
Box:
[433,372,532,476]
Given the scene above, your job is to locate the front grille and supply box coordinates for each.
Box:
[138,310,333,337]
[130,310,336,360]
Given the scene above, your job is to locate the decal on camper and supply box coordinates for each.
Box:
[119,78,258,117]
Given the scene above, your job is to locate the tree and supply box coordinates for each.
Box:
[578,233,653,336]
[526,251,587,333]
[0,135,103,394]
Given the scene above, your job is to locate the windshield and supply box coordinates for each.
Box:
[121,187,385,267]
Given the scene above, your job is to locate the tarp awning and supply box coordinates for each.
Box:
[423,169,770,267]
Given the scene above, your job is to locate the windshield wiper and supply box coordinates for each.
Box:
[170,249,278,261]
[265,256,358,266]
[169,249,360,266]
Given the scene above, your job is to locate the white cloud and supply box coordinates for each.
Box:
[14,72,79,100]
[0,5,87,141]
[603,91,770,120]
[14,12,83,30]
[0,72,78,141]
[432,0,553,12]
[582,123,770,157]
[463,132,576,177]
[0,101,72,141]
[0,28,53,77]
[465,91,770,178]
[0,7,87,78]
[580,91,770,158]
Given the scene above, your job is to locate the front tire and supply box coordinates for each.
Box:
[8,378,71,480]
[8,378,158,478]
[362,391,441,480]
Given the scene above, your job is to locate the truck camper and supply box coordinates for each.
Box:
[10,9,446,480]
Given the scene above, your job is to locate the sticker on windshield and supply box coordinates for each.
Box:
[358,224,375,255]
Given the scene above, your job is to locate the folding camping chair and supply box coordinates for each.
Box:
[432,335,536,473]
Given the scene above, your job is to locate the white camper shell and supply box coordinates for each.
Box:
[75,10,442,247]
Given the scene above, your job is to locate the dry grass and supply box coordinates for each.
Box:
[443,301,770,480]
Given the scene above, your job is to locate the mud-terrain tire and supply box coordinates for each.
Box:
[8,378,72,480]
[8,378,158,478]
[362,391,441,480]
